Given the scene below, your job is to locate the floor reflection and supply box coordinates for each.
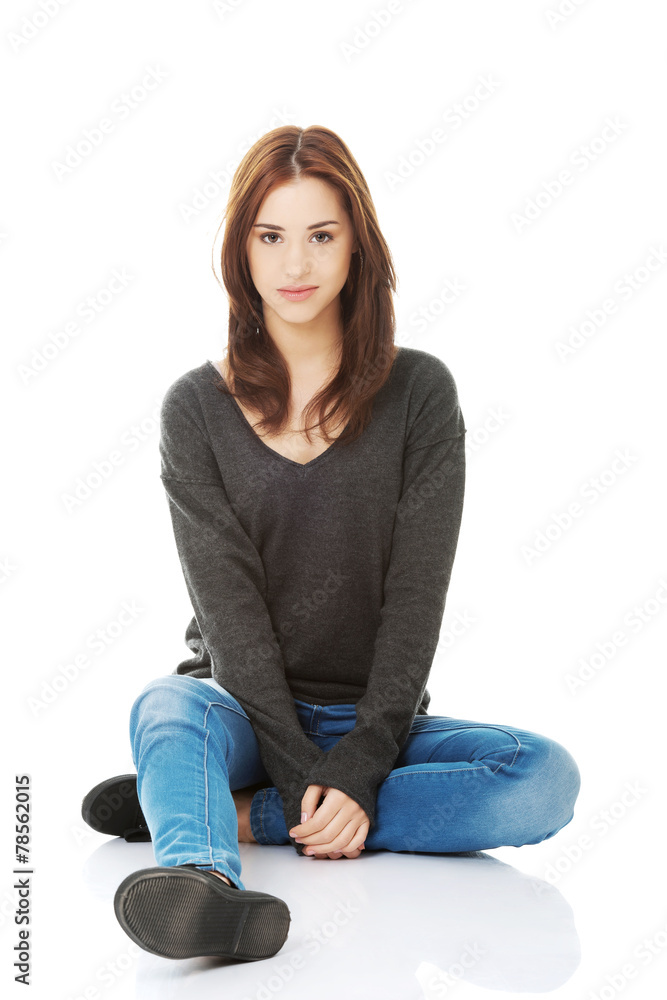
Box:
[83,839,580,998]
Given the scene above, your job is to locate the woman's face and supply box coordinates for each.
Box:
[245,176,358,331]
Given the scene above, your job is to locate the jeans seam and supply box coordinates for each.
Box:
[190,677,252,723]
[202,704,214,868]
[385,765,495,781]
[201,697,250,725]
[484,741,521,769]
[421,728,522,770]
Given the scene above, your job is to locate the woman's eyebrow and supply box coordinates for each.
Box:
[252,220,341,231]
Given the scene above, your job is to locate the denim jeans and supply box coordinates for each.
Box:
[129,674,581,891]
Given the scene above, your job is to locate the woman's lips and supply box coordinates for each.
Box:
[278,287,318,301]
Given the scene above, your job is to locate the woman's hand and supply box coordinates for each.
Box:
[288,784,370,859]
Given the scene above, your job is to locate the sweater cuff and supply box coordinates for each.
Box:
[304,729,400,829]
[303,766,381,829]
[274,775,320,856]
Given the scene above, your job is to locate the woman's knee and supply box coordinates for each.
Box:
[128,675,215,750]
[514,734,582,842]
[532,735,581,803]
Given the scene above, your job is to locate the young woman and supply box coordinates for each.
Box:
[81,125,581,964]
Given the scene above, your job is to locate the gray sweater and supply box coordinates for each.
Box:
[159,346,466,854]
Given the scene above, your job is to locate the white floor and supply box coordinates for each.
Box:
[7,760,658,1000]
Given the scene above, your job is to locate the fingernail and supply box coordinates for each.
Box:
[294,838,304,843]
[301,812,308,823]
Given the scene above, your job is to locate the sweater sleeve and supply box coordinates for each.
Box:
[159,380,326,854]
[303,355,466,828]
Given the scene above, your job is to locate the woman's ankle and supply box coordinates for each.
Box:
[208,870,233,886]
[181,864,234,888]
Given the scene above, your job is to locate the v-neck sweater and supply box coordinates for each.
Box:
[159,345,467,853]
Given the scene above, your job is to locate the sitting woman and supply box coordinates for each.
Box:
[81,123,581,965]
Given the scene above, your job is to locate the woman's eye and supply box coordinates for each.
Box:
[259,232,333,245]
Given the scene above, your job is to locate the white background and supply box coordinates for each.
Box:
[3,0,666,997]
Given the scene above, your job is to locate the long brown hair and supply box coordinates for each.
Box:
[210,125,399,445]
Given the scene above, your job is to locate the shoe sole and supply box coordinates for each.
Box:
[114,866,290,961]
[81,774,150,841]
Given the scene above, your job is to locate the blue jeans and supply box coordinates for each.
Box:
[129,674,581,891]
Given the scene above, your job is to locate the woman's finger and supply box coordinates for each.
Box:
[307,841,365,859]
[300,818,364,855]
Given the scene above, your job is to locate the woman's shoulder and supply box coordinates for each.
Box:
[394,346,460,399]
[159,361,228,443]
[394,347,465,439]
[161,360,223,407]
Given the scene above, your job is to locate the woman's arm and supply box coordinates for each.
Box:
[302,354,467,829]
[159,380,326,852]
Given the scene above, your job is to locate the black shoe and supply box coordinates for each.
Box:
[113,865,291,961]
[81,774,150,842]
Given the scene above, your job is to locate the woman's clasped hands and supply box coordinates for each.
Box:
[288,784,370,860]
